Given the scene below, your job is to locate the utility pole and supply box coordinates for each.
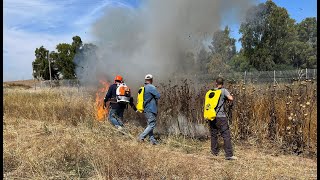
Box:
[48,51,52,87]
[32,64,36,90]
[33,63,41,90]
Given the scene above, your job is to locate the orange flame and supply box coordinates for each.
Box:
[95,80,110,121]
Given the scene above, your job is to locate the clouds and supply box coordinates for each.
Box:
[4,0,316,81]
[4,0,137,81]
[3,25,71,81]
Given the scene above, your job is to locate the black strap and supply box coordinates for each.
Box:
[214,89,225,114]
[144,94,155,108]
[215,100,225,114]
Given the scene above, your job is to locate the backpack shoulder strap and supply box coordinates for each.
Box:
[214,89,224,113]
[143,86,155,107]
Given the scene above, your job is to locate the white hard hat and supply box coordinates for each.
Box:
[145,74,153,80]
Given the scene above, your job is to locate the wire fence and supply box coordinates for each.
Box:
[34,79,80,89]
[34,68,317,88]
[183,68,317,84]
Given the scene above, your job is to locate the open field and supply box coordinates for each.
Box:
[3,81,317,179]
[4,115,317,179]
[3,79,35,88]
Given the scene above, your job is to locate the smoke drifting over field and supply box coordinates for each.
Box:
[75,0,254,86]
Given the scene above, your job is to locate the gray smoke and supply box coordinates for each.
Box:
[75,0,255,87]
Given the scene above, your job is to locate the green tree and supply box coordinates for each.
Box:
[55,43,76,79]
[296,17,317,46]
[239,1,296,70]
[288,17,317,68]
[32,36,84,80]
[48,51,61,79]
[230,50,256,72]
[71,35,83,54]
[32,46,58,80]
[207,26,236,73]
[209,26,236,63]
[54,36,83,79]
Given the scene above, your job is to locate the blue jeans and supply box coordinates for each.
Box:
[139,112,157,143]
[108,108,124,127]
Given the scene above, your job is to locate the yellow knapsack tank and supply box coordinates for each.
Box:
[136,86,145,113]
[204,89,222,120]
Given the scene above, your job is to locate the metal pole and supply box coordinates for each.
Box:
[274,70,276,86]
[33,63,41,89]
[32,64,35,90]
[305,68,307,80]
[48,51,52,87]
[33,65,36,90]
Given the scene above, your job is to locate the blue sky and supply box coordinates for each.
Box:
[3,0,317,81]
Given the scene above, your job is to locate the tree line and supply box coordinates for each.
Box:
[32,1,317,80]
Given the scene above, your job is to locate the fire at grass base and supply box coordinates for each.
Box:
[95,80,110,121]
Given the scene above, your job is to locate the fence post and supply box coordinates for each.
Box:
[274,70,276,86]
[33,77,36,90]
[78,80,80,92]
[306,68,308,80]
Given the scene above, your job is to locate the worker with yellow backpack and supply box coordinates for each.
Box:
[136,74,161,145]
[204,77,237,160]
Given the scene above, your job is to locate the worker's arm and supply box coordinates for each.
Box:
[103,86,114,108]
[227,94,233,101]
[129,97,137,112]
[225,89,233,101]
[150,86,160,100]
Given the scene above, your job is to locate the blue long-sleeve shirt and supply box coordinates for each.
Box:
[143,83,160,114]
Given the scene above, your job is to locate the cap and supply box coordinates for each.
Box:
[145,74,153,80]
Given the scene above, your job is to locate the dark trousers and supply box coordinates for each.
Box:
[209,117,233,157]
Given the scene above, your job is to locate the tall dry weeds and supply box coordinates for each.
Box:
[3,85,317,179]
[125,79,317,155]
[4,80,317,156]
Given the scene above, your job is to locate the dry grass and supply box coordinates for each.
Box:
[226,81,317,155]
[3,84,317,179]
[4,87,95,126]
[3,79,35,88]
[3,115,317,179]
[124,79,317,156]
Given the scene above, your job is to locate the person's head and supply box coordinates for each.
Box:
[145,74,153,84]
[114,75,123,84]
[215,77,224,88]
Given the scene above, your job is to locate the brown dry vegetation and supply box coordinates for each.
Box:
[132,79,317,156]
[3,79,35,88]
[3,82,317,179]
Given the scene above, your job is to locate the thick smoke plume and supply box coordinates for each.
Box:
[75,0,254,87]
